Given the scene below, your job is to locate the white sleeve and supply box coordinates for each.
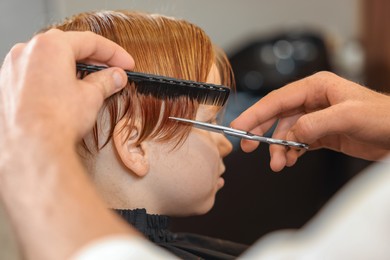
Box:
[70,236,178,260]
[71,157,390,260]
[240,156,390,260]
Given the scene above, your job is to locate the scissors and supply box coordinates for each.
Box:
[169,117,309,150]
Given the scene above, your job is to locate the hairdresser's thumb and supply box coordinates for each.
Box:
[82,67,128,99]
[285,114,314,147]
[285,108,335,147]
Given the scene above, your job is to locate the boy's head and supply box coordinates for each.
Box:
[50,10,234,216]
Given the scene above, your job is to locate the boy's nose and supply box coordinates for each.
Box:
[217,134,233,158]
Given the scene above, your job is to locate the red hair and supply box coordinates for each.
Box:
[50,10,234,152]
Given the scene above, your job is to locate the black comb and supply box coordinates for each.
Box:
[76,63,230,106]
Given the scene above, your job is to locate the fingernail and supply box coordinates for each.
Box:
[112,70,125,90]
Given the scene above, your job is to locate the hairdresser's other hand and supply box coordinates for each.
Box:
[231,71,390,172]
[0,29,136,260]
[0,29,134,146]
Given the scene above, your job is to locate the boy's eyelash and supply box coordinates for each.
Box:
[206,118,217,124]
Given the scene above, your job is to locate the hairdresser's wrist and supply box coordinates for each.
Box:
[0,126,72,185]
[0,128,139,260]
[0,119,78,194]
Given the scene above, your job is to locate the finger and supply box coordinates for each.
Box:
[0,43,25,80]
[231,78,309,132]
[286,148,306,167]
[239,117,276,152]
[44,29,135,70]
[2,43,26,64]
[286,104,352,146]
[81,67,128,106]
[231,72,334,133]
[269,113,305,171]
[269,145,287,172]
[240,139,260,153]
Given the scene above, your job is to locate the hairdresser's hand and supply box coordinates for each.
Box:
[0,29,134,146]
[231,71,390,172]
[0,29,137,260]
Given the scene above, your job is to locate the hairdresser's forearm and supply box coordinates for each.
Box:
[0,132,139,260]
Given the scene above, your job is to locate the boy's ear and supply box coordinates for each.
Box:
[112,119,149,177]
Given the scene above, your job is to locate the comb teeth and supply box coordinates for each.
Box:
[76,63,230,106]
[133,80,229,106]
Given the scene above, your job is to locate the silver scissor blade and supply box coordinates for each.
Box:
[226,130,309,149]
[169,117,309,150]
[169,117,245,134]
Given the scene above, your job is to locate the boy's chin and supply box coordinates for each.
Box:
[168,199,215,217]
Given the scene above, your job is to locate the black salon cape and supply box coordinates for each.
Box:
[115,209,248,259]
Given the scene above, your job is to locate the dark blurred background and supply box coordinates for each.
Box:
[172,0,388,246]
[1,0,390,258]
